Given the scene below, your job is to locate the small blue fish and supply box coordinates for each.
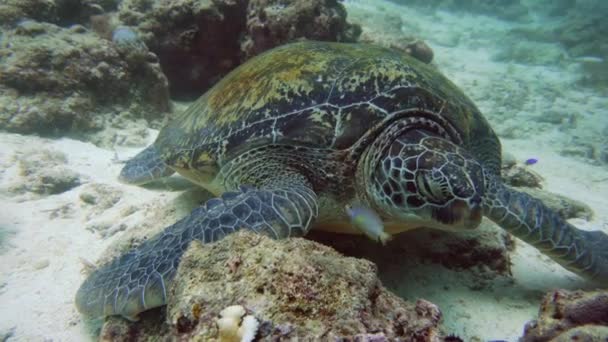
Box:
[524,158,538,165]
[345,204,391,245]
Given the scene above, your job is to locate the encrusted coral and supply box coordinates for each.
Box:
[100,231,443,341]
[242,0,361,58]
[216,305,259,342]
[0,21,170,136]
[117,0,360,99]
[521,289,608,341]
[0,0,118,28]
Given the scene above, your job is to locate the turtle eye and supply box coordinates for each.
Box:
[415,170,451,204]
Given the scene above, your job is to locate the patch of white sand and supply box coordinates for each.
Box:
[0,132,183,341]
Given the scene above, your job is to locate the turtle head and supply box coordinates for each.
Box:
[363,131,485,231]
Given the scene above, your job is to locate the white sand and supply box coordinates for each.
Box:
[1,1,608,341]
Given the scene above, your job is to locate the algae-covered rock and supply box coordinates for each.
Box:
[117,0,247,99]
[521,289,608,341]
[117,0,360,99]
[502,163,545,189]
[242,0,361,59]
[4,148,82,197]
[100,231,444,341]
[0,22,170,135]
[0,0,118,28]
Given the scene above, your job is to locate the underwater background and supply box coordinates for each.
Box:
[1,0,607,340]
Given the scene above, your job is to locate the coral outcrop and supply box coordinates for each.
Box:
[0,0,118,28]
[0,21,170,136]
[100,231,444,341]
[521,289,608,341]
[242,0,361,59]
[117,0,360,99]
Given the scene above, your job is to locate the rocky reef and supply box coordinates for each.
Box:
[99,231,444,341]
[0,21,169,136]
[242,0,361,59]
[117,0,360,99]
[0,0,119,28]
[521,289,608,341]
[0,0,361,136]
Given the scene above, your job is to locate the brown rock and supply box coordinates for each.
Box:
[521,289,608,341]
[402,40,434,64]
[118,0,360,99]
[0,0,114,28]
[101,231,444,341]
[242,0,361,58]
[502,163,545,188]
[0,22,170,135]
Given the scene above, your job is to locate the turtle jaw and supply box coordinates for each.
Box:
[428,198,482,230]
[382,197,483,232]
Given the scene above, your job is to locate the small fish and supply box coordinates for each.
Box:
[574,56,604,63]
[345,204,391,245]
[524,158,538,165]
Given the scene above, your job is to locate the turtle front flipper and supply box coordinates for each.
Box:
[75,181,318,319]
[483,171,608,284]
[118,145,175,185]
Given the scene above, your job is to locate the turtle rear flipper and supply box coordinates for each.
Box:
[483,172,608,284]
[75,180,318,319]
[118,145,175,185]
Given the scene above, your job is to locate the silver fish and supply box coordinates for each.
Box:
[345,204,392,245]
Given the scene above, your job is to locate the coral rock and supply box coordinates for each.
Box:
[501,163,545,188]
[0,0,116,28]
[117,0,360,99]
[0,22,170,135]
[521,289,608,341]
[101,231,443,341]
[242,0,361,58]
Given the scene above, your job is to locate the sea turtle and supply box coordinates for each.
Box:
[75,41,608,320]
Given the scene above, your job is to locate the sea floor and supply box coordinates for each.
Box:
[1,1,608,341]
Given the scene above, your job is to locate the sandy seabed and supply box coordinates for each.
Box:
[1,1,608,341]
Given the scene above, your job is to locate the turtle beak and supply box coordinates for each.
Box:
[465,203,482,229]
[431,195,482,230]
[463,195,483,229]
